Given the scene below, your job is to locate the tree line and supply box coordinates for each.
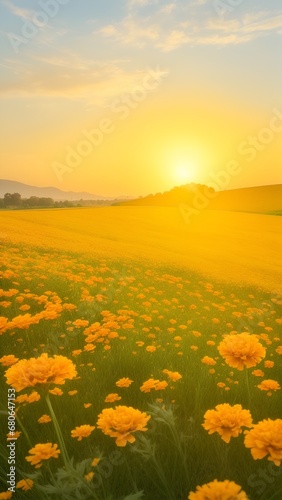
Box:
[0,193,115,209]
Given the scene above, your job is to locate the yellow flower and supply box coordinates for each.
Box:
[38,414,52,424]
[68,390,78,396]
[188,479,248,499]
[15,391,40,404]
[5,354,77,392]
[202,404,252,443]
[0,355,19,366]
[0,492,13,500]
[146,345,156,352]
[97,405,150,447]
[71,425,95,441]
[244,419,282,465]
[264,360,274,368]
[218,333,266,370]
[91,457,101,467]
[16,478,34,491]
[115,377,133,388]
[7,431,21,440]
[162,369,182,382]
[140,378,168,393]
[252,369,264,377]
[201,356,217,366]
[49,387,63,396]
[105,393,121,403]
[257,379,280,391]
[25,443,60,468]
[84,471,94,481]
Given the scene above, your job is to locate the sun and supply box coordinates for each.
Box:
[174,162,196,185]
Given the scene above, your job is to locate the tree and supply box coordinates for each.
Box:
[4,192,22,207]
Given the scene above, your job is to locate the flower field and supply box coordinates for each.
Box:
[0,207,282,500]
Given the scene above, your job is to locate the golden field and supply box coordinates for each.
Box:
[0,207,281,292]
[0,206,281,500]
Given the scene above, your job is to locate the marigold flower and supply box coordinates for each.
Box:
[91,457,101,467]
[203,403,252,443]
[264,360,274,368]
[115,377,133,388]
[276,346,282,355]
[68,390,78,396]
[25,443,60,468]
[201,356,216,366]
[188,479,248,499]
[0,492,13,500]
[5,354,77,392]
[49,387,63,396]
[244,419,282,465]
[84,471,94,481]
[97,405,150,447]
[146,345,156,353]
[15,391,40,404]
[0,355,19,366]
[105,393,121,403]
[257,379,280,391]
[162,369,182,382]
[38,414,51,424]
[218,333,266,370]
[71,425,95,441]
[7,431,21,440]
[140,378,168,393]
[16,479,34,491]
[252,369,264,377]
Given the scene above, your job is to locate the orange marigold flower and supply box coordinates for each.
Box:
[257,379,281,391]
[252,370,264,377]
[68,390,78,396]
[264,360,274,368]
[0,492,13,499]
[91,457,101,467]
[188,479,248,499]
[5,353,77,392]
[97,405,150,447]
[146,345,156,353]
[15,391,40,404]
[84,471,94,481]
[71,425,95,441]
[203,403,252,443]
[140,378,168,393]
[84,403,92,408]
[0,355,19,366]
[16,479,34,491]
[162,369,182,382]
[115,377,133,388]
[201,356,216,366]
[276,346,282,355]
[244,419,282,465]
[7,431,21,440]
[218,332,266,371]
[25,443,60,468]
[38,414,51,424]
[49,387,63,396]
[105,393,121,403]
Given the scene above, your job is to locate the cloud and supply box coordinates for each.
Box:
[99,8,282,51]
[0,53,168,105]
[1,0,33,20]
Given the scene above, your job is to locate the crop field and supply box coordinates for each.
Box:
[0,207,282,500]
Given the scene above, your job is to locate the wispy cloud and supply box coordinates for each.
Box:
[1,0,33,20]
[99,7,282,51]
[0,52,168,105]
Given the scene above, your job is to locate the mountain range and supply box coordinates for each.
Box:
[0,179,116,201]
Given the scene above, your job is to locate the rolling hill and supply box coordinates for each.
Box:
[116,184,282,214]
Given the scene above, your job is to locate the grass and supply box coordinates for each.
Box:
[0,207,281,499]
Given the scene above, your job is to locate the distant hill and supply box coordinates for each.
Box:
[116,184,282,214]
[0,179,113,201]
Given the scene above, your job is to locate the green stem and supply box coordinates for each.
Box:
[245,369,251,409]
[45,393,70,469]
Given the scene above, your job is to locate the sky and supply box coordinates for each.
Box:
[0,0,281,197]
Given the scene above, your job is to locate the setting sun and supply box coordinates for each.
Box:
[174,162,196,184]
